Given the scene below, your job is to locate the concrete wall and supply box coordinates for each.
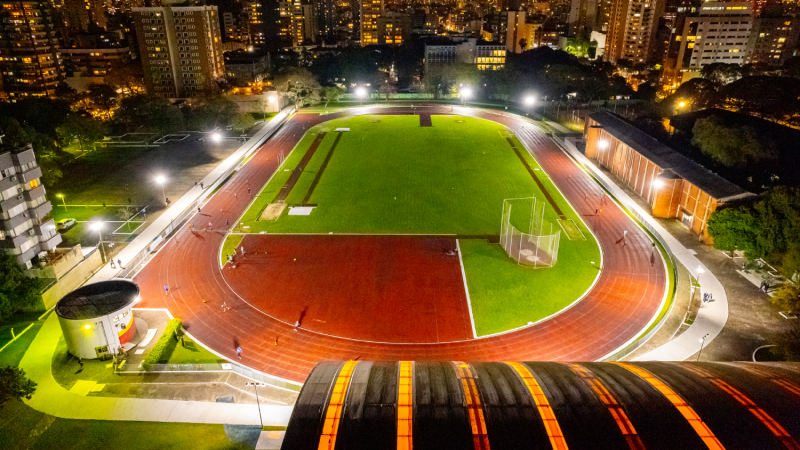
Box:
[224,92,283,114]
[41,249,103,310]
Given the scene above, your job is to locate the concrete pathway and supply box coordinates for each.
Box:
[555,136,728,361]
[20,313,293,426]
[87,108,294,285]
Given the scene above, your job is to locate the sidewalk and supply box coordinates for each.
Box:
[87,107,294,285]
[20,313,293,426]
[554,136,728,361]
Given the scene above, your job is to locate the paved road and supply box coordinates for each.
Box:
[133,106,667,383]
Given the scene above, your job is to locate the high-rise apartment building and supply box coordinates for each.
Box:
[132,0,224,98]
[0,1,64,99]
[662,2,752,91]
[361,0,383,45]
[377,11,410,45]
[506,10,545,53]
[64,0,108,31]
[568,0,611,34]
[223,11,250,42]
[278,1,315,47]
[745,15,799,65]
[0,145,60,268]
[315,0,336,43]
[605,0,665,63]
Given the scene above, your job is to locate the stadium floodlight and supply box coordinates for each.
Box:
[91,222,107,263]
[211,132,222,142]
[524,96,535,106]
[356,86,367,105]
[155,175,167,204]
[460,87,472,105]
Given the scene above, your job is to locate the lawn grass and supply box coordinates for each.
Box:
[220,234,245,267]
[240,115,569,234]
[165,337,226,365]
[0,318,243,450]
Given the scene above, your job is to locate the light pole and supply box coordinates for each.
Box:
[460,87,472,106]
[245,382,266,428]
[524,96,535,116]
[355,86,367,106]
[92,222,106,263]
[155,175,167,205]
[697,333,710,361]
[57,193,67,211]
[211,132,222,144]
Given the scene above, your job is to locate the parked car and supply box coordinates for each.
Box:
[57,218,77,232]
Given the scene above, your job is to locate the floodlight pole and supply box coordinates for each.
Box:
[97,228,106,263]
[246,382,266,428]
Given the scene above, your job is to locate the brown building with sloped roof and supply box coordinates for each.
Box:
[584,111,755,243]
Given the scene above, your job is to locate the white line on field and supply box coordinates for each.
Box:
[457,239,478,339]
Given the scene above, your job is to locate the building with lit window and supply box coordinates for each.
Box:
[425,38,506,75]
[131,0,224,98]
[605,0,665,64]
[278,0,316,47]
[0,1,64,99]
[62,30,131,78]
[377,11,410,45]
[745,16,799,66]
[360,0,383,45]
[662,2,752,91]
[0,145,60,268]
[64,0,107,32]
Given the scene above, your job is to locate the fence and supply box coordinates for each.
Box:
[500,197,561,268]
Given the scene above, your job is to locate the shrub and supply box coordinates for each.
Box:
[142,318,182,368]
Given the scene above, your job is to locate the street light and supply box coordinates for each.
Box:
[211,132,222,143]
[91,222,106,263]
[57,193,67,211]
[697,333,710,361]
[524,96,535,106]
[598,140,609,149]
[155,175,167,205]
[355,86,367,106]
[245,382,266,427]
[460,87,472,106]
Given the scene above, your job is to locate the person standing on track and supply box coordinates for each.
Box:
[164,285,169,295]
[236,346,242,358]
[240,246,245,256]
[208,221,213,230]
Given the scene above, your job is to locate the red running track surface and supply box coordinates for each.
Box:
[134,106,667,383]
[221,235,473,343]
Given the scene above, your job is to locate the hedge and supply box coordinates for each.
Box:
[142,318,182,368]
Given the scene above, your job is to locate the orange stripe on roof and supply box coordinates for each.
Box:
[613,363,725,450]
[736,364,800,398]
[318,360,358,450]
[456,363,491,450]
[505,362,569,450]
[570,364,646,450]
[398,361,413,450]
[681,364,800,450]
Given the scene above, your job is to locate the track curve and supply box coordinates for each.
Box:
[134,106,666,383]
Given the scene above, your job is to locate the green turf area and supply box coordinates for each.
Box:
[220,234,245,267]
[165,337,226,365]
[241,114,577,234]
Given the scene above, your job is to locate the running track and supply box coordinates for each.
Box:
[134,106,666,383]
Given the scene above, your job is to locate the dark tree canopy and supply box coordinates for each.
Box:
[0,253,42,320]
[692,115,775,167]
[0,366,36,408]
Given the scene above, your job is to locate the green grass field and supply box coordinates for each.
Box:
[238,114,601,334]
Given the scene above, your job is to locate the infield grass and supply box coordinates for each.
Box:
[239,114,602,334]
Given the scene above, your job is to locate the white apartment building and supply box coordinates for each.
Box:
[131,0,225,98]
[0,145,60,268]
[425,38,506,75]
[662,2,752,90]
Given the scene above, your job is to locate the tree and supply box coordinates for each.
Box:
[0,366,36,409]
[57,114,108,151]
[85,83,118,119]
[774,324,800,361]
[116,95,184,137]
[191,96,238,131]
[0,253,42,320]
[273,67,322,108]
[752,187,800,258]
[104,64,146,96]
[719,76,800,126]
[692,115,775,167]
[700,63,744,86]
[771,284,800,316]
[118,206,137,232]
[378,82,397,100]
[706,207,758,256]
[231,113,256,133]
[322,86,342,103]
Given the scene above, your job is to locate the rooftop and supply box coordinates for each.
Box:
[588,110,753,201]
[55,280,140,320]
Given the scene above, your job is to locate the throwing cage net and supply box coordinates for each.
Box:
[500,197,561,268]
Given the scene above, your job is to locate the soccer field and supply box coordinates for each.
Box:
[241,114,565,234]
[238,114,601,336]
